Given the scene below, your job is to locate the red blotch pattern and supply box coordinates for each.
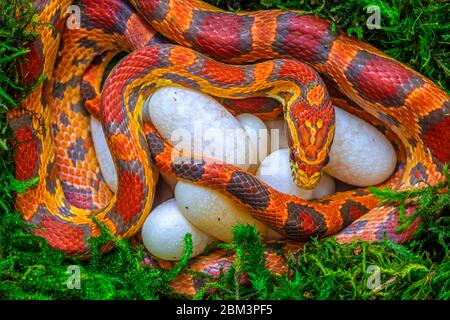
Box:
[353,55,418,103]
[424,116,450,164]
[221,97,281,117]
[133,0,160,17]
[83,0,128,30]
[299,210,317,234]
[13,126,39,180]
[114,169,145,225]
[194,13,245,58]
[19,44,42,84]
[278,14,334,64]
[349,206,365,221]
[34,215,86,254]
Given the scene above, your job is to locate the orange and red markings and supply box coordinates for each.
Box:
[13,125,39,180]
[273,13,336,64]
[83,0,132,33]
[200,59,245,84]
[101,46,161,124]
[277,60,318,84]
[125,13,158,49]
[132,0,169,21]
[220,97,281,115]
[168,46,198,68]
[114,169,145,227]
[186,10,253,59]
[285,203,327,239]
[33,210,88,254]
[419,101,450,165]
[339,200,369,228]
[306,84,325,108]
[110,133,137,162]
[346,50,424,107]
[20,43,43,85]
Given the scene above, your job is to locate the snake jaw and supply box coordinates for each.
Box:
[289,159,322,190]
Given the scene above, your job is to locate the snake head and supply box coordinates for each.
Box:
[285,98,335,190]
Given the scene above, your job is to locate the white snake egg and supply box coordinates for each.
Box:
[141,198,216,261]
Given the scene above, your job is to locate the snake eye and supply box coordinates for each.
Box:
[323,155,330,167]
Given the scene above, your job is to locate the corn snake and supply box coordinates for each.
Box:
[7,0,449,297]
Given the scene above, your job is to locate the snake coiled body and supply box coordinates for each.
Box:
[8,0,449,296]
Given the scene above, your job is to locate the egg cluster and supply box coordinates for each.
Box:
[91,87,396,260]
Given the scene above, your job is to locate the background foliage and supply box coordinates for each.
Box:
[0,0,448,299]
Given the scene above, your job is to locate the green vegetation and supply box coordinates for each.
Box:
[0,0,448,300]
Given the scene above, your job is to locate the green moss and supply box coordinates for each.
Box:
[208,226,449,300]
[0,0,449,300]
[0,210,196,299]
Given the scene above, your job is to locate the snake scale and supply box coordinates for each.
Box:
[8,0,449,296]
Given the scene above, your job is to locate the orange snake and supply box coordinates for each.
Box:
[8,0,449,296]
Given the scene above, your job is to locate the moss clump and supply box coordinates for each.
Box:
[198,225,449,300]
[0,210,195,299]
[0,0,449,300]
